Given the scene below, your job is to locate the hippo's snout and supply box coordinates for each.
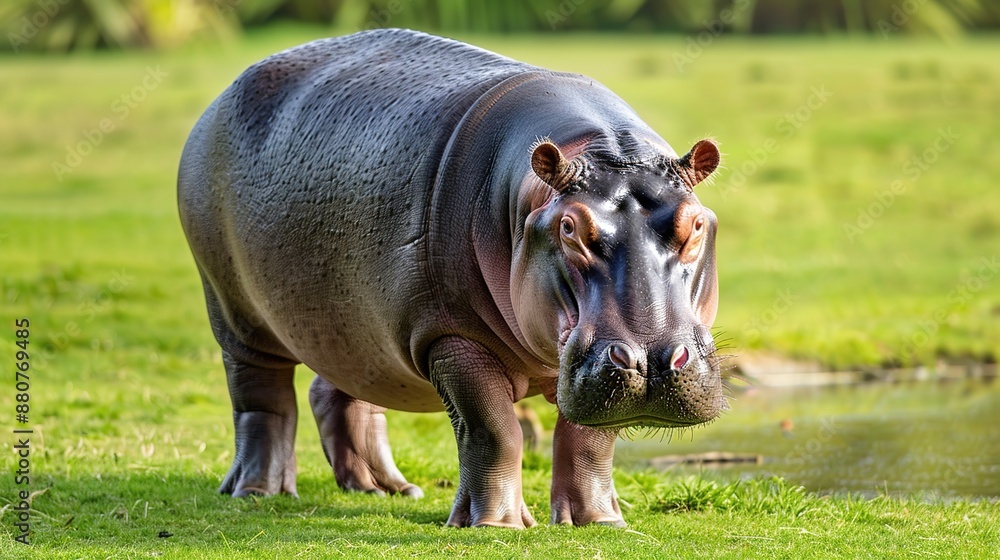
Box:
[557,329,724,429]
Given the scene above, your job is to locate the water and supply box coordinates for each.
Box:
[616,377,1000,498]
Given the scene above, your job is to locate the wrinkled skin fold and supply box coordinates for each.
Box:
[178,28,725,529]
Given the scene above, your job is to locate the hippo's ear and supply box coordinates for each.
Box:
[531,141,579,193]
[677,139,720,189]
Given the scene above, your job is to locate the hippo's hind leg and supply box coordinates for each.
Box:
[218,351,298,497]
[202,282,300,497]
[309,375,423,498]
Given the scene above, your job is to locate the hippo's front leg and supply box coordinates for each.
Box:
[428,337,536,528]
[550,414,625,526]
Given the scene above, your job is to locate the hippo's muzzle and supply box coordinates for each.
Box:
[556,326,724,429]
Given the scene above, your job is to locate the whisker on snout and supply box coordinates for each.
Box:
[708,327,734,349]
[710,353,738,375]
[617,420,720,444]
[722,371,750,385]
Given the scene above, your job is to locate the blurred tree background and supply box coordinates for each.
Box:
[3,0,999,52]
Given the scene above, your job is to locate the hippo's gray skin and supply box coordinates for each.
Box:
[178,29,724,528]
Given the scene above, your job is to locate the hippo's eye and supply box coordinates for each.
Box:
[679,212,709,264]
[693,216,705,234]
[560,216,575,236]
[559,214,594,265]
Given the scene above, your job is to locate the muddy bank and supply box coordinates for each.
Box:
[730,352,998,387]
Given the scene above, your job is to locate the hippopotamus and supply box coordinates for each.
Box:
[178,28,724,528]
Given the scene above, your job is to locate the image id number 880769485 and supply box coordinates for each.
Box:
[13,318,32,545]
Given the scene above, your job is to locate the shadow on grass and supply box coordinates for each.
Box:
[10,472,592,553]
[18,471,457,529]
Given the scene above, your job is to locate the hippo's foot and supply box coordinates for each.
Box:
[550,414,625,527]
[218,412,298,497]
[218,352,299,497]
[447,485,536,528]
[309,376,423,498]
[429,337,537,528]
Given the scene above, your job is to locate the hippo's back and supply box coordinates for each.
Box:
[178,29,536,410]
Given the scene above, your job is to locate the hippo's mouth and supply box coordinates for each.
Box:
[555,278,579,349]
[582,416,704,430]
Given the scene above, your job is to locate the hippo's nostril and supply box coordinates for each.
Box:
[608,343,637,370]
[669,345,689,371]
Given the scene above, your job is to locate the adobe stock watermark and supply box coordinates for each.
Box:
[51,65,168,181]
[545,0,587,30]
[939,81,960,107]
[742,288,799,341]
[673,0,752,72]
[363,0,412,30]
[842,127,959,242]
[784,417,839,468]
[211,0,243,17]
[938,457,972,496]
[898,255,998,360]
[719,85,832,200]
[28,269,135,373]
[7,0,70,53]
[187,0,244,36]
[877,0,930,39]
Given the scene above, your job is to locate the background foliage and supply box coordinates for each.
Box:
[4,0,1000,52]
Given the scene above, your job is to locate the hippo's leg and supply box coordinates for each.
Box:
[428,337,536,528]
[202,279,299,498]
[550,414,625,526]
[308,375,423,498]
[218,350,299,497]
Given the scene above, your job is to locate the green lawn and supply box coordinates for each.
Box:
[1,27,999,557]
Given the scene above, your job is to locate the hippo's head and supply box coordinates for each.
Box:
[512,138,724,429]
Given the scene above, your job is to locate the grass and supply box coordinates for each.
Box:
[2,465,999,557]
[1,26,999,557]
